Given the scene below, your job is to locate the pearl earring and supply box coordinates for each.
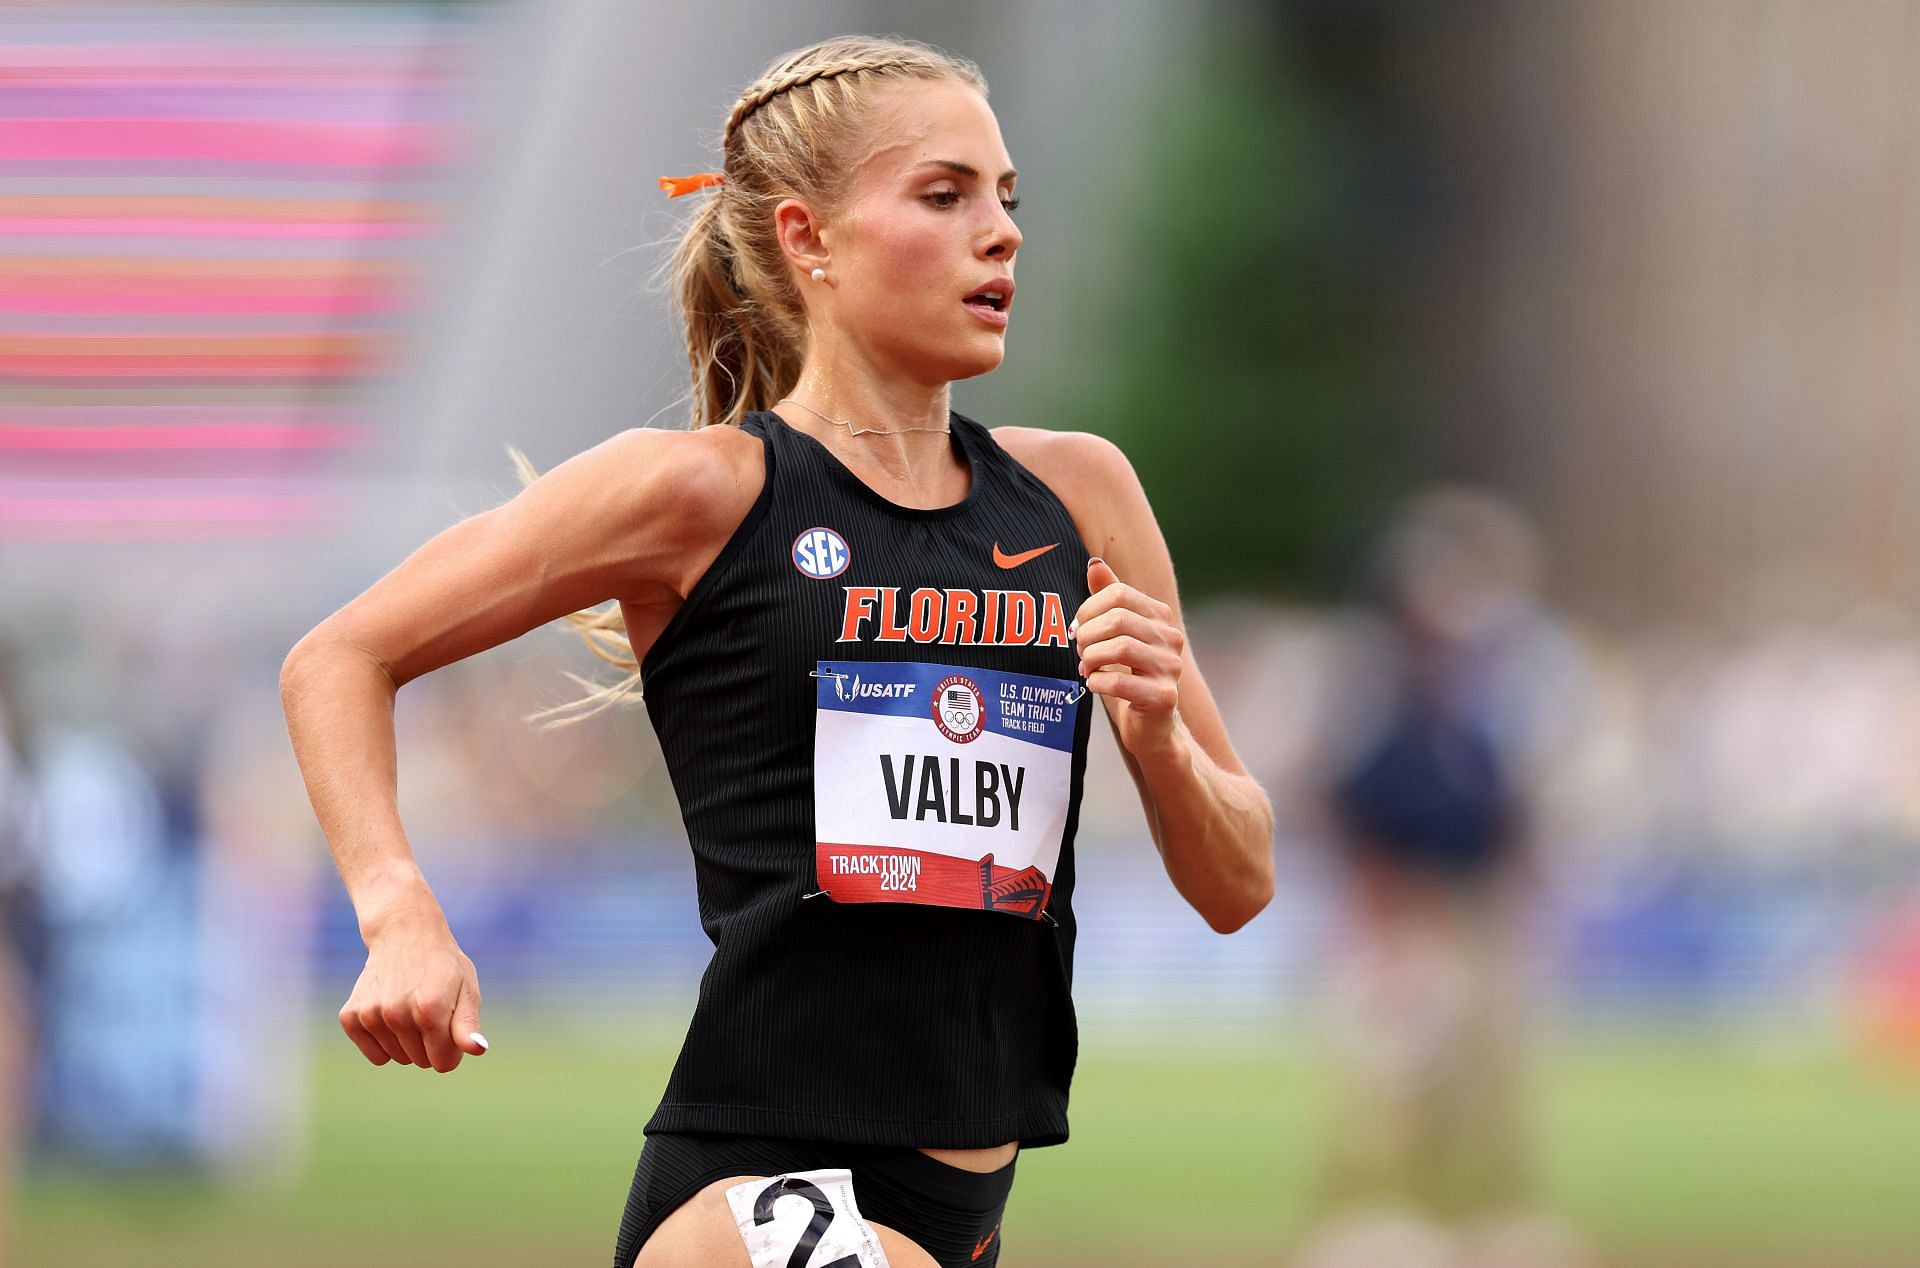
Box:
[810,267,826,282]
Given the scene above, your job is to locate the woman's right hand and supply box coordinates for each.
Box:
[339,903,488,1073]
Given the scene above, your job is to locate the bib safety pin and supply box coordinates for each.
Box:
[810,667,849,683]
[1063,680,1088,704]
[801,888,830,901]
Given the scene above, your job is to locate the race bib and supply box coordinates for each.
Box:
[725,1169,890,1268]
[814,659,1079,919]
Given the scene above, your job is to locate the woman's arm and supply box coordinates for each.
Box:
[279,423,760,1069]
[1078,551,1276,934]
[998,428,1276,934]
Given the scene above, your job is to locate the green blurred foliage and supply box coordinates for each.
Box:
[1073,7,1429,602]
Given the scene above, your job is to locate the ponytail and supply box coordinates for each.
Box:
[513,34,988,728]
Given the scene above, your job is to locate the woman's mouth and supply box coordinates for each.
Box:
[963,297,1010,327]
[962,279,1013,327]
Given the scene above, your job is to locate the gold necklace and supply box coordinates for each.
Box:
[777,395,951,437]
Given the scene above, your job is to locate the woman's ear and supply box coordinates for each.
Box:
[774,196,831,282]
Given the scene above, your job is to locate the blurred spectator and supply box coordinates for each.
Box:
[191,667,325,1186]
[1854,886,1920,1075]
[0,637,40,1261]
[1293,487,1589,1268]
[29,625,200,1167]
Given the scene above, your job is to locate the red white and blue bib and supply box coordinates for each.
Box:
[813,658,1080,920]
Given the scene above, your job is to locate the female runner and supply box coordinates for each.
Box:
[279,34,1274,1268]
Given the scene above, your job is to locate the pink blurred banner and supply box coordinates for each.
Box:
[0,4,493,541]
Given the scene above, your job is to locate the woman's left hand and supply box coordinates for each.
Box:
[1073,556,1185,757]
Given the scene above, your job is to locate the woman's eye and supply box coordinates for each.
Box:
[922,190,1019,214]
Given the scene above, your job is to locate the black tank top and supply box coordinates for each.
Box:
[638,407,1094,1149]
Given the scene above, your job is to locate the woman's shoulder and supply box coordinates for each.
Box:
[986,423,1131,480]
[604,415,764,464]
[600,418,767,518]
[983,424,1142,542]
[557,421,767,601]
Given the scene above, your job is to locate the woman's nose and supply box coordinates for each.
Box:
[985,210,1021,259]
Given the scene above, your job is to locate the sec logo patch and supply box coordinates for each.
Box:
[792,526,850,579]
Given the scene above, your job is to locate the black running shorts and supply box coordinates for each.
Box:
[613,1131,1018,1268]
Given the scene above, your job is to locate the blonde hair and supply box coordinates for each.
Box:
[515,35,989,729]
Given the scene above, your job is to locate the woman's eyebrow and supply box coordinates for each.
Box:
[912,158,1018,183]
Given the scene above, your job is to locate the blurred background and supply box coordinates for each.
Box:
[4,1,1920,1265]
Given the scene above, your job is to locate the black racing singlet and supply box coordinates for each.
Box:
[637,407,1095,1149]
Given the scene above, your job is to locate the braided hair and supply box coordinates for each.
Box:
[507,36,989,730]
[668,35,988,432]
[723,51,921,151]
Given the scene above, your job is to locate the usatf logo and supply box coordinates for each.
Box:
[832,674,919,703]
[792,526,849,579]
[932,673,985,744]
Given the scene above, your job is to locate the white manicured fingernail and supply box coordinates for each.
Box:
[471,1031,488,1051]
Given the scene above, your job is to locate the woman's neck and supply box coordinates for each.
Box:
[786,356,950,429]
[779,356,958,483]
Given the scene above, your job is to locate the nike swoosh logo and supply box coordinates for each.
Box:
[992,541,1058,569]
[972,1222,1000,1260]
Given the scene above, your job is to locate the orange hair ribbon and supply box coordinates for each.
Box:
[659,171,726,199]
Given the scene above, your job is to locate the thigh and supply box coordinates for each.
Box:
[631,1172,940,1268]
[844,1147,1016,1266]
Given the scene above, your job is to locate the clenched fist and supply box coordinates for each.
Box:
[339,904,489,1073]
[1072,555,1184,758]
